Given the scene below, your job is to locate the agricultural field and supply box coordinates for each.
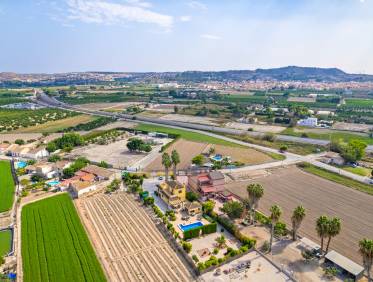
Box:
[21,193,106,282]
[159,114,220,126]
[76,192,195,282]
[225,122,285,133]
[0,229,12,256]
[281,127,373,145]
[345,98,373,108]
[0,109,78,132]
[225,166,373,265]
[0,90,32,106]
[145,139,273,171]
[0,160,15,213]
[59,91,149,104]
[14,115,96,133]
[135,123,240,147]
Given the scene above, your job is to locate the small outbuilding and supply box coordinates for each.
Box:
[184,201,202,216]
[325,250,365,281]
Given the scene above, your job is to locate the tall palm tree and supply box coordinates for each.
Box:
[316,215,329,255]
[247,183,264,224]
[359,238,373,282]
[242,198,251,220]
[171,150,180,179]
[162,152,172,182]
[291,206,306,241]
[269,205,282,252]
[325,217,341,254]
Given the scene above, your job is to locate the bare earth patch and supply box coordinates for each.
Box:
[79,102,142,111]
[76,192,195,282]
[159,114,220,126]
[213,144,273,165]
[287,97,316,103]
[225,166,373,266]
[225,122,286,133]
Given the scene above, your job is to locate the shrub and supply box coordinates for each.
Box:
[183,227,201,240]
[182,242,192,253]
[261,241,270,253]
[213,248,219,255]
[274,222,287,237]
[15,139,25,145]
[144,197,154,206]
[202,200,215,214]
[48,155,61,162]
[240,245,249,253]
[202,222,217,235]
[197,262,205,271]
[222,201,244,219]
[192,255,199,262]
[262,133,276,142]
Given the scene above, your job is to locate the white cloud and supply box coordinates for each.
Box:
[187,1,207,10]
[180,15,191,22]
[200,34,221,40]
[66,0,173,29]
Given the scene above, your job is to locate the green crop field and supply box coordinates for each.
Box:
[21,194,106,282]
[0,161,15,213]
[345,98,373,108]
[136,123,241,147]
[0,229,12,256]
[281,127,373,145]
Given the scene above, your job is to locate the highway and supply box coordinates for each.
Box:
[35,93,373,184]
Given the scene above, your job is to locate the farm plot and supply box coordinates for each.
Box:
[224,122,285,133]
[76,192,195,282]
[0,229,12,256]
[145,139,273,171]
[159,114,220,126]
[14,115,96,133]
[21,193,106,282]
[225,166,373,266]
[0,160,15,213]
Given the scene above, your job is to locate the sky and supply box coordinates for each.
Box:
[1,0,373,74]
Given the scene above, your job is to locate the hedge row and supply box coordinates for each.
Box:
[183,222,217,240]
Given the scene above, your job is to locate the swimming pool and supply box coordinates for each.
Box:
[15,161,27,169]
[46,180,60,186]
[178,221,203,232]
[210,154,223,162]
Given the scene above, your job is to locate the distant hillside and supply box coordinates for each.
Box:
[1,66,373,86]
[158,66,373,82]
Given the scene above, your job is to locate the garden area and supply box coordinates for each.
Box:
[0,229,12,257]
[21,193,106,282]
[0,160,15,213]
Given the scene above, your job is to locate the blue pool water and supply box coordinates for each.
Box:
[46,180,60,186]
[178,221,203,232]
[211,154,223,161]
[15,161,27,169]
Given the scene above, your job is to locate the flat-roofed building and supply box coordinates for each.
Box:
[157,180,186,209]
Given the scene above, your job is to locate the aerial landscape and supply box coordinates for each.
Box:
[1,0,373,281]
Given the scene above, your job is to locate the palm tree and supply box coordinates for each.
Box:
[269,205,282,252]
[215,235,226,249]
[359,239,373,282]
[316,215,329,256]
[162,152,172,182]
[325,217,341,254]
[291,206,306,241]
[247,183,264,224]
[242,198,251,220]
[171,150,180,179]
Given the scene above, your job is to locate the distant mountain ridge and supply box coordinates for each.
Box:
[1,66,373,86]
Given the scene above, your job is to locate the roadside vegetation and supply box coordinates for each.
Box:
[298,162,373,195]
[0,160,15,213]
[21,194,106,282]
[60,117,115,132]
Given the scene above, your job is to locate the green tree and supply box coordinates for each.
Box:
[340,140,367,162]
[202,200,215,214]
[186,191,198,202]
[222,201,244,219]
[291,206,306,241]
[269,205,282,252]
[48,155,61,162]
[325,217,341,254]
[359,238,373,282]
[192,154,204,166]
[171,150,180,178]
[162,152,172,182]
[247,183,264,224]
[15,139,25,145]
[98,161,109,168]
[316,215,329,256]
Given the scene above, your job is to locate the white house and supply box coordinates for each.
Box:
[70,181,97,197]
[23,146,49,160]
[297,117,318,127]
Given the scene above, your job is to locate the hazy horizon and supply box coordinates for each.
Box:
[1,0,373,74]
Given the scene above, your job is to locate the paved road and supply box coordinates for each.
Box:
[35,93,373,184]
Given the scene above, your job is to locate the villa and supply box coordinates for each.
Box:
[188,171,225,196]
[184,201,202,216]
[80,165,115,181]
[23,146,49,159]
[157,180,186,209]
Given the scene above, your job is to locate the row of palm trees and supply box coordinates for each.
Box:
[161,150,180,181]
[244,183,373,281]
